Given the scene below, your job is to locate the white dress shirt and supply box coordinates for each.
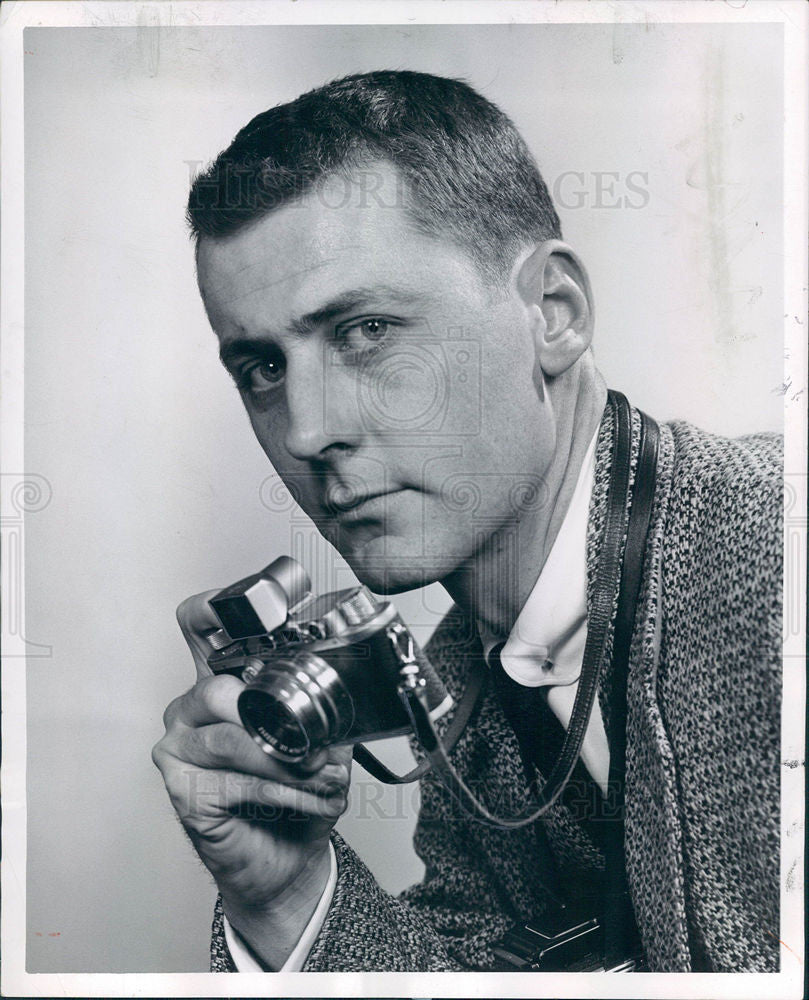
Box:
[224,839,337,971]
[478,427,610,794]
[228,427,606,970]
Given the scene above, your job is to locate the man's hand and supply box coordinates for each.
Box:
[151,591,352,968]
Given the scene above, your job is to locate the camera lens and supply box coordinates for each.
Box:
[239,689,310,758]
[237,653,353,762]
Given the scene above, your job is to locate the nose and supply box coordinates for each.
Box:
[283,349,364,461]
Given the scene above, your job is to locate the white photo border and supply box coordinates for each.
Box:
[1,1,805,997]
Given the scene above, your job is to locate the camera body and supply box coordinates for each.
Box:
[491,908,644,973]
[204,557,451,762]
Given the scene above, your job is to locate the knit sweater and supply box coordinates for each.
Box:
[210,401,782,973]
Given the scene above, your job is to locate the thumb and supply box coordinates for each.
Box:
[176,589,225,680]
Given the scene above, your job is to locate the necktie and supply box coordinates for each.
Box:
[488,641,642,959]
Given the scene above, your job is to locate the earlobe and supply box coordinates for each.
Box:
[539,326,589,377]
[516,240,595,378]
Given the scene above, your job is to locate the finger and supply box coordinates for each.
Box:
[178,723,351,794]
[163,673,244,730]
[159,681,352,787]
[247,740,354,786]
[160,763,349,824]
[222,772,349,822]
[176,589,225,678]
[289,746,328,774]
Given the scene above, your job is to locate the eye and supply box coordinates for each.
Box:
[355,318,389,342]
[335,316,393,353]
[255,358,285,384]
[234,354,286,392]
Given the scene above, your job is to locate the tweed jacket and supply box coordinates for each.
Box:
[211,401,782,973]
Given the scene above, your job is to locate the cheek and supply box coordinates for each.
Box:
[482,321,547,431]
[431,396,552,526]
[245,406,320,508]
[358,344,468,434]
[244,395,285,457]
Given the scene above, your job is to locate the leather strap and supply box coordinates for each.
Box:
[352,654,487,783]
[353,392,659,837]
[397,392,659,829]
[602,405,659,965]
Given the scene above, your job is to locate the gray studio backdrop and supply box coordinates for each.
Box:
[24,22,783,972]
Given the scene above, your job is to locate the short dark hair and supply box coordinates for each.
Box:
[187,70,561,279]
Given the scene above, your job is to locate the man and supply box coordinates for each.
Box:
[152,70,782,973]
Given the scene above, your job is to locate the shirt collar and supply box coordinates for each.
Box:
[479,428,598,687]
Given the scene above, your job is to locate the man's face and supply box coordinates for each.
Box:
[197,165,556,592]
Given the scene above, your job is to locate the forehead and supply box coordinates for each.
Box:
[196,165,485,334]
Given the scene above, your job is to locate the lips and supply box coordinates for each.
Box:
[327,487,404,515]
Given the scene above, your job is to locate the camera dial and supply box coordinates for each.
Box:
[206,557,450,763]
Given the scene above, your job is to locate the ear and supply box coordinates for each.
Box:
[516,240,595,377]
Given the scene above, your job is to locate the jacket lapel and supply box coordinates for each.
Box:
[588,401,692,970]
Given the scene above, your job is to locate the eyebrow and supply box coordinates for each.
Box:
[219,337,277,373]
[218,284,430,369]
[289,285,428,336]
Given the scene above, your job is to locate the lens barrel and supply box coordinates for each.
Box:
[237,652,353,762]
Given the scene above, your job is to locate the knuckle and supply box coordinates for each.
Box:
[198,672,245,719]
[198,671,234,701]
[160,761,199,812]
[150,739,166,770]
[196,673,223,706]
[176,589,220,635]
[175,594,198,630]
[329,787,350,817]
[153,758,187,812]
[197,721,242,764]
[161,694,184,730]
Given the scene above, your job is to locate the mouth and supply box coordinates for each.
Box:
[328,488,408,518]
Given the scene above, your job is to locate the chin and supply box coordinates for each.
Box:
[349,560,440,595]
[340,540,456,595]
[328,523,470,595]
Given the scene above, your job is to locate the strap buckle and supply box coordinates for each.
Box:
[387,621,428,696]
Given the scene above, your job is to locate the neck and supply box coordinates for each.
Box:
[441,355,607,641]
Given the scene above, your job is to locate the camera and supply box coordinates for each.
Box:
[491,908,644,973]
[202,556,452,762]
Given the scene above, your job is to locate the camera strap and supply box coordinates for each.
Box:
[352,653,487,784]
[375,390,659,829]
